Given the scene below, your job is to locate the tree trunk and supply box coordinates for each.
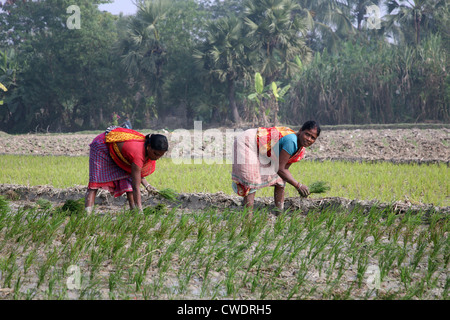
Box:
[415,12,421,44]
[273,100,279,126]
[227,77,241,124]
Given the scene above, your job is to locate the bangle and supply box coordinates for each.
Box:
[296,182,301,190]
[145,185,152,190]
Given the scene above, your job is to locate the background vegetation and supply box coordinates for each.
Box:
[0,0,448,133]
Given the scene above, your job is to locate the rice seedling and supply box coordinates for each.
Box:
[36,199,53,211]
[155,188,179,202]
[0,196,9,213]
[0,183,448,300]
[60,199,85,215]
[308,181,331,194]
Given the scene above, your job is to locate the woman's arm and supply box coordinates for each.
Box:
[277,149,310,197]
[141,177,157,194]
[131,163,143,210]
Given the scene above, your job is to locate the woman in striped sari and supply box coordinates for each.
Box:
[85,127,168,213]
[232,120,320,211]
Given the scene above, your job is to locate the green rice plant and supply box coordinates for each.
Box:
[0,198,448,300]
[156,188,179,202]
[132,267,146,292]
[378,243,400,281]
[0,155,88,188]
[399,265,412,289]
[411,240,428,273]
[308,181,331,194]
[356,249,369,288]
[23,249,37,275]
[13,277,24,300]
[397,245,409,268]
[60,198,85,215]
[426,256,440,285]
[2,252,18,288]
[443,277,450,300]
[36,198,53,211]
[0,195,9,212]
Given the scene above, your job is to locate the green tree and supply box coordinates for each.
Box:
[434,3,450,52]
[244,0,312,84]
[194,15,250,124]
[297,0,356,52]
[200,0,246,19]
[117,0,170,116]
[0,0,126,132]
[248,71,290,126]
[345,0,383,31]
[385,0,447,45]
[158,0,210,125]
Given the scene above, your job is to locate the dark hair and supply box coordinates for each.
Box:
[145,134,169,151]
[301,120,321,137]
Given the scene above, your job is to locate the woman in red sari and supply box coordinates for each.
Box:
[232,120,320,211]
[85,127,168,213]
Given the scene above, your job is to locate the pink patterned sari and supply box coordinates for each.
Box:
[231,127,305,197]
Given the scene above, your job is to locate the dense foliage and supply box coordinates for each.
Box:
[0,0,448,133]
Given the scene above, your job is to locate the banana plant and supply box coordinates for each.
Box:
[248,72,269,109]
[248,72,290,126]
[248,72,270,126]
[270,81,290,126]
[0,82,7,106]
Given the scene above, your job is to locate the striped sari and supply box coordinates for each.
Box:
[88,128,155,197]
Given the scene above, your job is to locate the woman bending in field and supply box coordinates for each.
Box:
[85,127,168,214]
[232,120,320,211]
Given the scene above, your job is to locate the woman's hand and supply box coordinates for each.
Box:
[296,183,310,198]
[145,184,159,195]
[141,178,158,195]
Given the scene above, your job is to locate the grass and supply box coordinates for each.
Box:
[0,155,448,206]
[0,195,448,300]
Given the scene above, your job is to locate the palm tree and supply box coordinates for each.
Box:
[346,0,383,31]
[244,0,312,84]
[117,0,170,107]
[193,16,250,124]
[298,0,356,52]
[298,0,385,51]
[385,0,447,45]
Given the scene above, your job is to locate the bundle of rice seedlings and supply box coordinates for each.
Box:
[143,203,169,215]
[157,188,179,202]
[308,181,331,194]
[60,198,85,214]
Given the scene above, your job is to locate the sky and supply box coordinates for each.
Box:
[98,0,138,16]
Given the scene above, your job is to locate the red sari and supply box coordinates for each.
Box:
[88,128,155,197]
[105,128,155,177]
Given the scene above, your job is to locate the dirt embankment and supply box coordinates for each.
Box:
[1,184,448,216]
